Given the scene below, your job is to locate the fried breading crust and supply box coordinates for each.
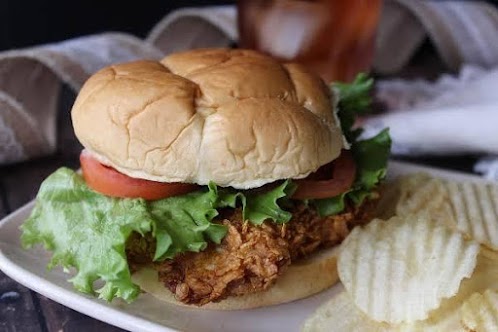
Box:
[127,199,377,305]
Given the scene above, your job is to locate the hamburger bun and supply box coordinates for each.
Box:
[132,246,339,310]
[71,48,344,189]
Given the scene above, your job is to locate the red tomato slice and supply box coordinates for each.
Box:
[80,152,199,200]
[292,150,356,200]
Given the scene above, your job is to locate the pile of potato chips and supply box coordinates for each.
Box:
[303,173,498,331]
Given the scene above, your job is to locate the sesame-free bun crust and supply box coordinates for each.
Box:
[132,246,339,310]
[72,49,344,189]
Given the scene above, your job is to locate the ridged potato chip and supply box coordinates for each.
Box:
[378,173,498,249]
[394,248,498,331]
[338,213,479,324]
[301,291,391,332]
[461,289,498,332]
[304,249,498,332]
[376,173,452,221]
[445,181,498,250]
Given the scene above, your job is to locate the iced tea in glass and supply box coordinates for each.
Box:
[238,0,382,82]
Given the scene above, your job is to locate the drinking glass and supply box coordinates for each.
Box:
[238,0,383,82]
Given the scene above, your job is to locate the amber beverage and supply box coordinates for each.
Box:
[238,0,382,82]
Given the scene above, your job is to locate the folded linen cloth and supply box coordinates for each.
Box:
[0,33,162,164]
[1,1,498,178]
[367,66,498,180]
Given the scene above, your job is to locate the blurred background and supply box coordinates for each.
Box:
[1,0,496,53]
[0,0,234,51]
[1,0,498,164]
[0,0,495,82]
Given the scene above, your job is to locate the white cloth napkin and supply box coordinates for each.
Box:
[368,66,498,180]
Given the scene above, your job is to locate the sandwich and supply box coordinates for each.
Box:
[21,48,391,309]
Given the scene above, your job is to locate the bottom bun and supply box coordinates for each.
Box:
[132,246,340,310]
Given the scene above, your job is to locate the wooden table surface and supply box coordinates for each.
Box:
[0,44,482,331]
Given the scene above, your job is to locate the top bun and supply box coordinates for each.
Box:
[72,48,344,189]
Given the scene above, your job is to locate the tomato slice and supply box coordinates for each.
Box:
[80,152,199,200]
[292,150,356,200]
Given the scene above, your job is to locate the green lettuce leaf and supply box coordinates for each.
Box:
[21,168,153,302]
[213,180,297,225]
[348,128,391,206]
[242,180,297,225]
[333,73,374,142]
[311,129,391,217]
[149,183,227,261]
[21,170,296,302]
[21,168,228,302]
[313,192,348,217]
[313,74,391,217]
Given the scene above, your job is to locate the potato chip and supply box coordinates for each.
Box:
[376,173,451,221]
[394,248,498,331]
[338,213,479,324]
[305,249,498,332]
[445,180,498,250]
[395,174,441,213]
[461,289,498,331]
[302,291,391,332]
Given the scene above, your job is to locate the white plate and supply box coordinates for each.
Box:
[0,161,487,332]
